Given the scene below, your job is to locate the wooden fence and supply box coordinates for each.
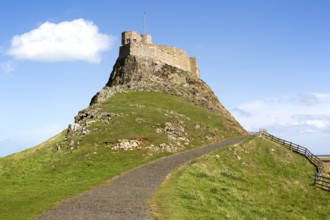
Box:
[315,174,330,191]
[260,131,329,192]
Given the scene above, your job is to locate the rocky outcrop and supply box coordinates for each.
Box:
[90,55,239,126]
[64,48,246,154]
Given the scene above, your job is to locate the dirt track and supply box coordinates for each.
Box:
[37,136,246,220]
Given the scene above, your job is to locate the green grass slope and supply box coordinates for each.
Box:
[0,92,244,220]
[152,137,330,220]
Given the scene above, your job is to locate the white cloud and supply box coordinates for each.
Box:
[232,94,330,132]
[7,18,115,63]
[231,93,330,154]
[0,60,15,74]
[292,114,330,130]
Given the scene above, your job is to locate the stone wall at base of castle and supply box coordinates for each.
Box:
[119,43,200,78]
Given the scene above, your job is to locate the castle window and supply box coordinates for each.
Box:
[126,39,131,44]
[133,39,137,43]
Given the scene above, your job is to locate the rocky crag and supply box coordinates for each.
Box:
[91,56,228,115]
[66,31,246,154]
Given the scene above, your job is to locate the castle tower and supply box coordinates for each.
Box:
[121,31,152,45]
[121,31,141,45]
[141,34,152,44]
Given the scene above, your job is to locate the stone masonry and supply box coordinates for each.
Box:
[119,31,200,78]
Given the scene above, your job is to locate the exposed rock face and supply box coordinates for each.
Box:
[89,55,243,133]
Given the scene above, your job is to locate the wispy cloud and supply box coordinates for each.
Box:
[231,107,251,118]
[231,93,330,154]
[0,60,15,75]
[291,114,330,131]
[314,93,330,99]
[266,94,319,106]
[7,18,115,63]
[232,94,330,133]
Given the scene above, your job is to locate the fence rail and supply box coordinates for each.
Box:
[260,131,329,192]
[315,174,330,191]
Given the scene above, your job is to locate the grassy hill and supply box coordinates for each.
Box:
[152,137,330,219]
[0,92,244,220]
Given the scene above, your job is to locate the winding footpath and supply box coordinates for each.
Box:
[37,136,246,220]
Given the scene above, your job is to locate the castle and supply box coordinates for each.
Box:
[119,31,200,78]
[89,30,246,136]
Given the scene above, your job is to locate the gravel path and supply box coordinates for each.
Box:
[37,136,246,220]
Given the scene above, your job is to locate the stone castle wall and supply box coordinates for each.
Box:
[119,31,200,78]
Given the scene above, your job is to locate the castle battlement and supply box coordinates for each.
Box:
[119,31,200,78]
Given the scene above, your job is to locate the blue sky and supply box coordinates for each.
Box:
[1,0,329,157]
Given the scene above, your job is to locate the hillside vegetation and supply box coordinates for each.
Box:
[0,92,243,220]
[152,137,330,219]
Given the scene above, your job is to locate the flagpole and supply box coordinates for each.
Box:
[144,12,147,34]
